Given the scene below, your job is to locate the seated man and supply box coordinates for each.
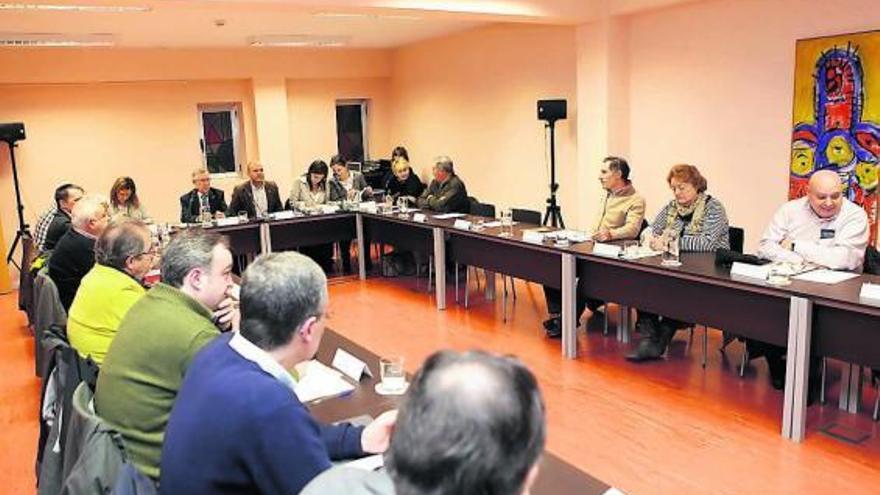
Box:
[48,194,110,310]
[180,167,228,223]
[543,156,646,337]
[35,183,84,252]
[754,169,869,389]
[227,161,283,219]
[67,218,154,366]
[416,155,469,213]
[303,349,546,495]
[161,251,396,494]
[96,230,238,480]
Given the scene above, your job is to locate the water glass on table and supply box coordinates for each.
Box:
[378,356,407,395]
[660,229,681,266]
[237,210,248,223]
[500,209,514,237]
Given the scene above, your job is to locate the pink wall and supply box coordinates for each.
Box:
[0,79,258,234]
[624,0,880,250]
[287,78,392,187]
[390,24,578,218]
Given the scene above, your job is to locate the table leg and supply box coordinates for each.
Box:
[356,214,366,281]
[561,253,576,359]
[260,222,271,255]
[433,227,446,310]
[484,271,496,301]
[782,296,812,442]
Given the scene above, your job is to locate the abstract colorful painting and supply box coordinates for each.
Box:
[790,30,880,245]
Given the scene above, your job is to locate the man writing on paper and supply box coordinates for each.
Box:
[753,169,869,391]
[542,156,646,338]
[161,251,396,494]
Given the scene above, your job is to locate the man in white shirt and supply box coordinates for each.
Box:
[758,169,869,270]
[227,161,283,219]
[753,169,869,395]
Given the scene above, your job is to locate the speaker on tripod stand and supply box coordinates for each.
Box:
[1,122,30,270]
[537,99,566,228]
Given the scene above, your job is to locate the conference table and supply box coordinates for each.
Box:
[196,209,880,442]
[313,329,614,495]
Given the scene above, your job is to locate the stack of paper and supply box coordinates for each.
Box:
[792,269,860,285]
[293,360,355,403]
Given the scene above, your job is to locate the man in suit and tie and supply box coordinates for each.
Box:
[227,161,283,219]
[180,168,228,223]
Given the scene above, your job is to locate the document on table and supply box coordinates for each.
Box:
[432,213,467,219]
[792,269,860,284]
[293,360,355,403]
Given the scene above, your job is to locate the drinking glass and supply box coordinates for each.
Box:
[237,210,248,223]
[500,209,514,237]
[379,356,406,393]
[660,229,681,266]
[766,264,792,286]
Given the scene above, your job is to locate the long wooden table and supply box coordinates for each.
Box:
[199,210,880,442]
[315,329,614,495]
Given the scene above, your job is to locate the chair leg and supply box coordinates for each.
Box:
[511,279,517,300]
[502,279,508,323]
[428,255,434,293]
[603,305,611,336]
[739,349,749,377]
[820,358,827,405]
[464,269,470,308]
[688,326,695,349]
[702,326,708,369]
[455,263,460,304]
[873,382,880,422]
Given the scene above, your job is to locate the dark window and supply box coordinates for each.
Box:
[335,100,368,163]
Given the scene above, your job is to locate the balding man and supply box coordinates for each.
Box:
[416,156,469,213]
[180,168,227,223]
[48,194,111,310]
[303,350,545,495]
[227,161,283,219]
[754,169,869,392]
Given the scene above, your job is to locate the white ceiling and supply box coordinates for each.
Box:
[0,0,707,48]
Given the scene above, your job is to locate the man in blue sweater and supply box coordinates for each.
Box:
[160,251,396,494]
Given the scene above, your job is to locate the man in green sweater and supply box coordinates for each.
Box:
[543,156,646,338]
[95,229,238,480]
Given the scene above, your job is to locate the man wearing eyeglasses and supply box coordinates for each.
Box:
[68,218,155,366]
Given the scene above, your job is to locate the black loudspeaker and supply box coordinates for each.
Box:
[537,99,566,122]
[0,122,25,143]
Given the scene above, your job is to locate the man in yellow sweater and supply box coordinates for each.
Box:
[67,218,154,365]
[544,156,646,337]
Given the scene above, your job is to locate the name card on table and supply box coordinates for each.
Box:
[332,348,373,381]
[860,283,880,302]
[269,210,295,221]
[412,213,427,223]
[592,243,621,258]
[358,201,378,213]
[453,219,472,230]
[215,217,241,227]
[319,205,340,214]
[730,262,771,280]
[522,231,545,244]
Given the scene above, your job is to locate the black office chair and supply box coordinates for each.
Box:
[512,208,542,225]
[457,202,497,307]
[687,226,745,368]
[862,245,880,420]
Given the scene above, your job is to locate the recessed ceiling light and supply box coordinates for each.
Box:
[0,3,150,13]
[249,35,348,48]
[312,12,421,21]
[0,33,115,46]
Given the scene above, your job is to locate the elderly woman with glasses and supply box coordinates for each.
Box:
[627,164,730,362]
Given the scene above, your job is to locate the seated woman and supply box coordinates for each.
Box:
[383,157,425,203]
[109,176,150,221]
[627,164,730,362]
[330,154,372,201]
[67,218,154,365]
[288,160,342,272]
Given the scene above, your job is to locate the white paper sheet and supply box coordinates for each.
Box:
[293,360,355,403]
[432,213,467,219]
[792,269,860,284]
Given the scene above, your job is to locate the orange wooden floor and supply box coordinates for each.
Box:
[3,275,880,494]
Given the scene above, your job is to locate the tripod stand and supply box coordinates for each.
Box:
[4,140,30,271]
[542,120,564,228]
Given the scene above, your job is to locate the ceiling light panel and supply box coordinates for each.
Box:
[0,3,150,13]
